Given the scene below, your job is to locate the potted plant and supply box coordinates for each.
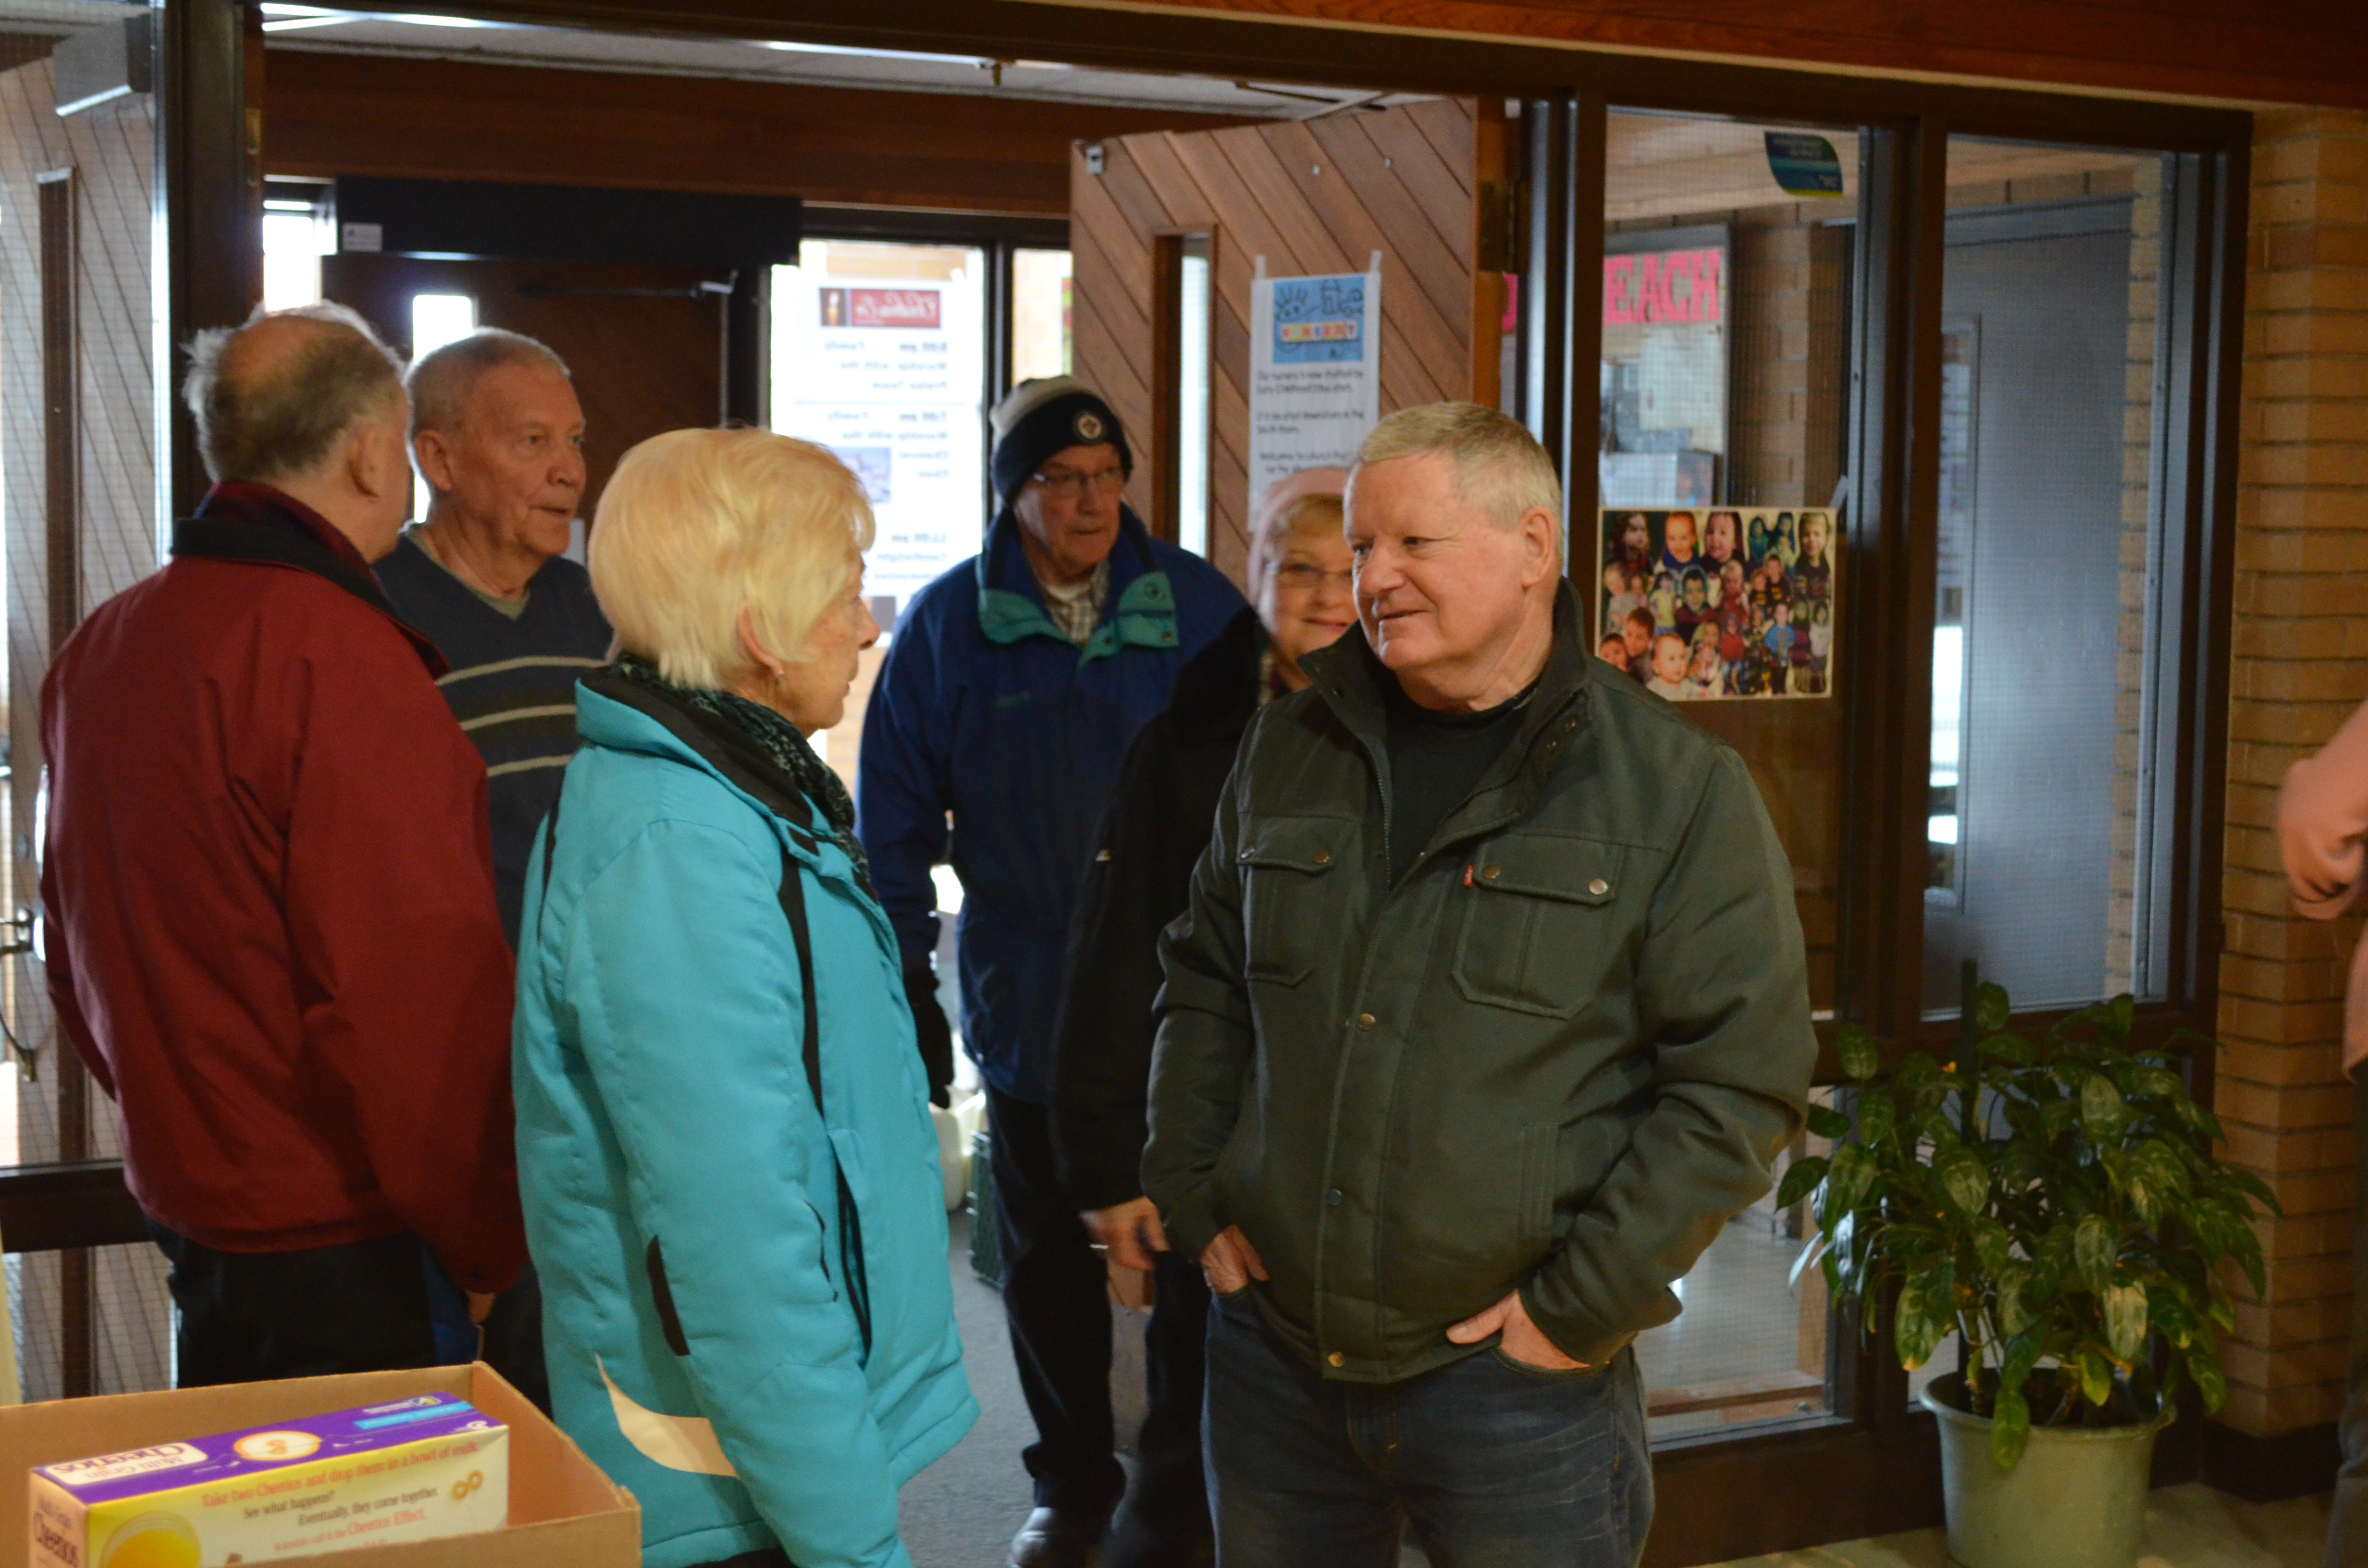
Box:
[1781,983,2277,1568]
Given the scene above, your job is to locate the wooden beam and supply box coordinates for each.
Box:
[350,0,2358,117]
[263,49,1261,217]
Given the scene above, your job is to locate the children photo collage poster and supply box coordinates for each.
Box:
[1597,507,1838,701]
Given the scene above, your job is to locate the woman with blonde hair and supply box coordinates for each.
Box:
[513,428,974,1568]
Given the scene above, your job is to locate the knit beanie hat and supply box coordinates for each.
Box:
[989,376,1132,507]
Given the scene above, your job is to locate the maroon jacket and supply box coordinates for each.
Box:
[39,483,526,1293]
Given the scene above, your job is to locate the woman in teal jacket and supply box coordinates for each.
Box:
[514,428,975,1568]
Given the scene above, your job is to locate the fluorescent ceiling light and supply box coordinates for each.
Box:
[260,16,355,30]
[384,12,502,25]
[758,39,986,66]
[257,3,346,12]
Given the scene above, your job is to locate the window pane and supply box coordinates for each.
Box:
[1176,237,1212,556]
[1011,247,1073,383]
[409,293,476,519]
[1599,108,1864,1440]
[1923,140,2174,1014]
[772,240,987,785]
[770,239,987,625]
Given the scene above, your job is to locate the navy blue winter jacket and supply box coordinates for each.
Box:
[856,507,1245,1103]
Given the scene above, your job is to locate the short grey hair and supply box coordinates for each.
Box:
[182,303,405,485]
[407,329,570,443]
[1349,402,1563,544]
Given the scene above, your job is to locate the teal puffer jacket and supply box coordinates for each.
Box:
[515,679,975,1568]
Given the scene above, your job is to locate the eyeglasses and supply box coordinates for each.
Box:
[1031,467,1128,501]
[1273,563,1354,592]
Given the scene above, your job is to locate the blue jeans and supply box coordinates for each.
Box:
[1204,1290,1652,1568]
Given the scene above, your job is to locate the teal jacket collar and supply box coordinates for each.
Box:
[974,505,1182,665]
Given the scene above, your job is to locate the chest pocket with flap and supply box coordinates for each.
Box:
[1236,814,1349,986]
[1454,833,1626,1018]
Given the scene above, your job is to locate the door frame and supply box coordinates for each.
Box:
[144,5,2250,1561]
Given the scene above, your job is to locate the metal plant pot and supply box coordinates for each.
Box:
[1921,1379,2169,1568]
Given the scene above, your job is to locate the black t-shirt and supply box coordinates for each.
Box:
[1380,664,1534,885]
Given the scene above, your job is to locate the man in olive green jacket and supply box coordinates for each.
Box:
[1143,404,1816,1567]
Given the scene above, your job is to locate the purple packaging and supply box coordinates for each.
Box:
[30,1392,508,1566]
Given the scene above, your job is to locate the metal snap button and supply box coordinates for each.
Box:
[1312,849,1332,866]
[1481,866,1502,881]
[1589,878,1610,896]
[1356,1013,1376,1031]
[1326,1188,1343,1206]
[1328,1352,1345,1368]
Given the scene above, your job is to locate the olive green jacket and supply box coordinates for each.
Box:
[1143,583,1816,1383]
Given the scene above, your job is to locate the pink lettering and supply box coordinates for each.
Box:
[1601,255,1634,326]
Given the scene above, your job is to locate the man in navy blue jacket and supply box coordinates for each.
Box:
[858,378,1243,1568]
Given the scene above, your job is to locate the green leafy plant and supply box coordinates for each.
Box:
[1782,983,2278,1470]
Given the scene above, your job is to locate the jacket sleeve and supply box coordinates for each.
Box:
[1141,748,1257,1265]
[570,822,911,1568]
[2280,696,2368,919]
[855,611,950,969]
[1051,717,1184,1211]
[1521,746,1816,1366]
[282,635,525,1295]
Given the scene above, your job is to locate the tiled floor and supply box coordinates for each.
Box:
[1707,1483,2332,1568]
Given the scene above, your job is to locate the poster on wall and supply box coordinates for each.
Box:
[772,245,987,622]
[1596,507,1838,701]
[1247,252,1382,504]
[1599,228,1728,507]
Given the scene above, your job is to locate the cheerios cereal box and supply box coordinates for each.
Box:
[28,1392,506,1567]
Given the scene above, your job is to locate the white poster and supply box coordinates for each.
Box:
[773,247,987,619]
[1248,254,1382,505]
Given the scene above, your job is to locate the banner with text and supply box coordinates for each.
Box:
[1248,256,1382,506]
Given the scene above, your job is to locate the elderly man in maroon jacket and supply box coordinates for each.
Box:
[39,303,527,1385]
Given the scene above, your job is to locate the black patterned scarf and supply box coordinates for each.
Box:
[612,654,870,887]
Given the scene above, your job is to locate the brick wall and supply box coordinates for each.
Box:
[2216,106,2368,1439]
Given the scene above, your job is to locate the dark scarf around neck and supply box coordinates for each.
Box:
[611,654,870,888]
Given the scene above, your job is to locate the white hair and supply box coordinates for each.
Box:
[1348,402,1562,550]
[590,428,875,690]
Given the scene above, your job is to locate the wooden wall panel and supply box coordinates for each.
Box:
[263,49,1256,216]
[1073,98,1486,587]
[0,58,172,1402]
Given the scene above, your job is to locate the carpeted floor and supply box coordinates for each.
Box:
[898,1212,1149,1568]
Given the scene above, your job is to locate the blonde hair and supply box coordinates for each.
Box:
[590,428,875,689]
[1348,402,1562,552]
[1251,492,1344,582]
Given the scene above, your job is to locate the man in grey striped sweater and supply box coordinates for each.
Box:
[379,329,612,947]
[377,328,611,1414]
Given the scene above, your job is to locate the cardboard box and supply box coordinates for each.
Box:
[0,1364,635,1568]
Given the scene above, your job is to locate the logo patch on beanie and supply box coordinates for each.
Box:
[1073,410,1106,442]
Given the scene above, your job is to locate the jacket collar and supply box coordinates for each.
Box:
[974,504,1181,665]
[171,484,446,676]
[576,674,825,861]
[1298,580,1596,854]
